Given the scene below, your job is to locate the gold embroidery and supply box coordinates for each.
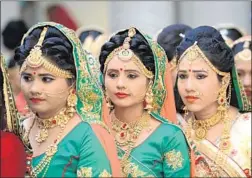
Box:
[165,149,184,170]
[77,167,92,177]
[99,170,111,177]
[122,159,154,177]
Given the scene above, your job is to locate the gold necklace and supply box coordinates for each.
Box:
[28,109,73,177]
[186,110,233,168]
[35,108,70,144]
[111,111,150,147]
[111,111,150,176]
[190,110,222,140]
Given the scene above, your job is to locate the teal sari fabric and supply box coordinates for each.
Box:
[32,122,111,177]
[118,114,190,177]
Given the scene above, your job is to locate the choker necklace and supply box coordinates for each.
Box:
[27,108,74,177]
[189,110,222,141]
[35,108,71,144]
[111,111,150,147]
[186,109,233,169]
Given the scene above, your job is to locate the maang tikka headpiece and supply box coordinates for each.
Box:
[104,27,154,79]
[20,27,74,78]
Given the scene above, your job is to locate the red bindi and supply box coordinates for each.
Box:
[120,68,123,71]
[32,71,37,75]
[189,69,192,72]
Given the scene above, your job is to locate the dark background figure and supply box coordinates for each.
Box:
[47,4,78,31]
[157,24,192,86]
[1,20,28,115]
[217,26,245,47]
[2,20,28,52]
[78,29,103,44]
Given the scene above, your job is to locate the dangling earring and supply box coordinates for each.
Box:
[217,75,230,112]
[105,88,114,109]
[217,90,227,112]
[144,81,153,113]
[66,88,77,117]
[183,106,189,117]
[106,95,114,109]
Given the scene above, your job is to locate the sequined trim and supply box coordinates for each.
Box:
[99,170,112,177]
[122,159,154,177]
[77,167,92,177]
[165,149,184,170]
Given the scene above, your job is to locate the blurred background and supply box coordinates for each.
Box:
[1,1,251,56]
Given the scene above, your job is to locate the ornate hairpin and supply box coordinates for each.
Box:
[20,27,74,79]
[178,41,230,77]
[104,27,154,79]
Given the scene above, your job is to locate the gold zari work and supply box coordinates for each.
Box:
[77,167,92,177]
[165,149,184,170]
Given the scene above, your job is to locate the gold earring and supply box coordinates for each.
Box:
[217,75,230,112]
[105,88,114,109]
[144,81,154,113]
[106,96,114,109]
[66,89,77,117]
[183,106,189,117]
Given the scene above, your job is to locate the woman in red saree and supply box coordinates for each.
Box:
[0,55,26,177]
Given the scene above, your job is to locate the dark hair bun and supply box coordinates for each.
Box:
[157,24,192,61]
[2,20,28,50]
[176,26,234,73]
[14,26,76,77]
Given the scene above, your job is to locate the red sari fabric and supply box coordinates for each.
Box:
[47,5,78,31]
[15,92,28,116]
[0,131,26,177]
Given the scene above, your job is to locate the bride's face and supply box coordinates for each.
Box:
[104,55,149,108]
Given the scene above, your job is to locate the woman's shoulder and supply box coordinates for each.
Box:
[68,121,94,136]
[154,116,185,137]
[237,112,251,121]
[232,112,251,132]
[73,121,111,141]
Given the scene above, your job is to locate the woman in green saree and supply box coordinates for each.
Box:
[232,35,251,102]
[99,27,192,177]
[14,22,121,177]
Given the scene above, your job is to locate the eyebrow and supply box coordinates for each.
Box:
[21,72,31,76]
[38,73,55,77]
[178,69,208,73]
[107,69,140,74]
[21,72,55,77]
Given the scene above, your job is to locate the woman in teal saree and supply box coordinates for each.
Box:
[13,22,121,177]
[99,27,193,177]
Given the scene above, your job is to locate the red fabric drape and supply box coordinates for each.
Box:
[1,131,26,177]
